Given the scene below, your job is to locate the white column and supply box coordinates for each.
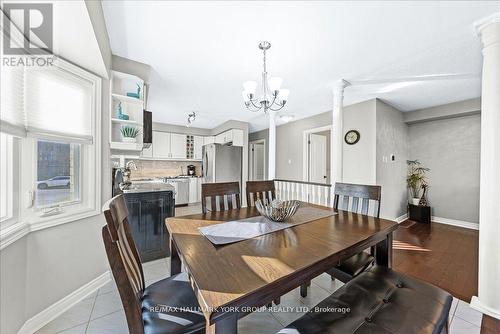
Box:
[331,80,350,196]
[471,13,500,320]
[268,111,277,180]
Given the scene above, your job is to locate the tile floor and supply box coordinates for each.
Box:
[36,256,483,334]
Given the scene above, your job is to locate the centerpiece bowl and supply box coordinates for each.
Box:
[255,199,300,222]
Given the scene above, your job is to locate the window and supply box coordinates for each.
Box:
[35,140,81,208]
[1,57,101,230]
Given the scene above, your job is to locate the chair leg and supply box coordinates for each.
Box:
[273,297,280,305]
[300,281,311,297]
[330,273,335,280]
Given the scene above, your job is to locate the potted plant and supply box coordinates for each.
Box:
[406,160,430,205]
[120,125,140,143]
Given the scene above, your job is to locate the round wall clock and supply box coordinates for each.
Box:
[344,130,360,145]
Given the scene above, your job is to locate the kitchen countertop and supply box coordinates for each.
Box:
[122,182,175,194]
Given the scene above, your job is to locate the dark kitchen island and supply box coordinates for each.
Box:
[122,184,175,262]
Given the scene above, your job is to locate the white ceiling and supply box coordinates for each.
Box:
[101,1,499,132]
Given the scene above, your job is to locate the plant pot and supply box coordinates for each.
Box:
[411,198,420,205]
[122,137,137,143]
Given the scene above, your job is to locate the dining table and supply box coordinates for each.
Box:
[165,201,399,334]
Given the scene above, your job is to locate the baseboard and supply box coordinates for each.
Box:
[395,213,409,223]
[18,271,111,334]
[431,216,479,230]
[471,296,500,320]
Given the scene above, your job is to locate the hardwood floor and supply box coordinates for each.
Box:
[482,315,500,334]
[393,220,478,302]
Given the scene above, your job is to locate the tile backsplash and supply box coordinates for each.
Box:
[131,160,202,179]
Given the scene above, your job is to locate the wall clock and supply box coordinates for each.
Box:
[344,130,360,145]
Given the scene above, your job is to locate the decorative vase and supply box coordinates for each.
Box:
[116,102,129,120]
[419,185,428,206]
[122,137,136,143]
[411,198,420,205]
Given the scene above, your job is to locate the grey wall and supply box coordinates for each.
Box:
[404,98,481,124]
[376,100,409,220]
[408,114,481,223]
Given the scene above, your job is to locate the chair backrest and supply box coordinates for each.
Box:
[333,182,381,218]
[201,182,241,213]
[102,195,145,334]
[246,180,276,206]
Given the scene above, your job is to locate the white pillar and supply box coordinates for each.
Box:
[471,13,500,320]
[331,80,350,195]
[268,111,277,180]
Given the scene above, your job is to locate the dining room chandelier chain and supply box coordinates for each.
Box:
[242,41,289,113]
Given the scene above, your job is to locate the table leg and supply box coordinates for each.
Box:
[170,237,181,275]
[206,313,238,334]
[375,232,393,268]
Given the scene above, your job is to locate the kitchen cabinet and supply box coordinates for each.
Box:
[194,136,203,160]
[215,129,244,146]
[124,191,174,262]
[152,131,171,158]
[170,133,187,159]
[204,136,215,146]
[188,178,202,203]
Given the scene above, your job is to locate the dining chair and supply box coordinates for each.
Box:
[300,182,382,297]
[201,181,241,213]
[246,180,276,206]
[102,195,205,334]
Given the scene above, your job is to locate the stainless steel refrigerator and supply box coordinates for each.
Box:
[202,144,242,186]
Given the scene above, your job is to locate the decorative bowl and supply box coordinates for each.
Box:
[255,199,300,222]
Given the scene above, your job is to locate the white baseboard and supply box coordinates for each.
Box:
[471,296,500,319]
[431,216,479,230]
[18,271,111,334]
[395,213,409,223]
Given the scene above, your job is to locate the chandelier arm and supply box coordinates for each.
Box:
[250,99,262,110]
[246,105,263,112]
[269,102,285,112]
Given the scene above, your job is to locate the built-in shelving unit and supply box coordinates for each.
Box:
[109,70,146,154]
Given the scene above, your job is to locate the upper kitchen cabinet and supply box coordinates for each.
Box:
[194,136,204,160]
[109,71,146,152]
[170,133,187,159]
[215,129,244,146]
[203,136,215,146]
[152,131,171,158]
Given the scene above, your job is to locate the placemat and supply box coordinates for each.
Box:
[199,206,336,245]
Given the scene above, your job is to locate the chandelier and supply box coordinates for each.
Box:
[242,41,289,112]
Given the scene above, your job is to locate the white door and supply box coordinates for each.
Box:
[153,131,170,158]
[251,142,265,181]
[170,133,187,159]
[308,134,327,183]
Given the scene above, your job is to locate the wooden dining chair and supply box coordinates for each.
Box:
[300,182,382,297]
[201,181,241,213]
[102,195,205,334]
[246,180,276,206]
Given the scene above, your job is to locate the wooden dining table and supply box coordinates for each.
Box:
[165,201,398,334]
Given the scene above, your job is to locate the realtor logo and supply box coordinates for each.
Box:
[3,3,53,55]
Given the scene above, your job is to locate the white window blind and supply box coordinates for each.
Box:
[0,66,26,137]
[25,67,94,143]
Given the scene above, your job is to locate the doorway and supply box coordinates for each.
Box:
[303,126,331,184]
[250,139,266,181]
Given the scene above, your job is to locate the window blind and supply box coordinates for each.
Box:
[24,67,94,143]
[0,66,26,137]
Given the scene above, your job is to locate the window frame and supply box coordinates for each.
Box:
[1,134,14,223]
[19,58,102,231]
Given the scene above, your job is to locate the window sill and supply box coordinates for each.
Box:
[0,207,101,250]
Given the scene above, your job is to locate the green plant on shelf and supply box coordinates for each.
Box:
[120,125,141,138]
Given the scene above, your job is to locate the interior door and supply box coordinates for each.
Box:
[308,133,327,183]
[251,143,265,181]
[170,133,187,159]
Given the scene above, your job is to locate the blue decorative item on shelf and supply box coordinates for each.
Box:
[126,83,141,99]
[116,102,129,120]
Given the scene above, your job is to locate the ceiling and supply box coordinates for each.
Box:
[101,1,499,132]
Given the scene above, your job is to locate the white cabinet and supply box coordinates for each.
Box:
[203,136,215,146]
[194,136,203,160]
[170,133,187,159]
[215,129,244,146]
[152,131,171,158]
[188,178,199,204]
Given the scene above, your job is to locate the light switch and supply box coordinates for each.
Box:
[288,159,292,164]
[391,154,395,161]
